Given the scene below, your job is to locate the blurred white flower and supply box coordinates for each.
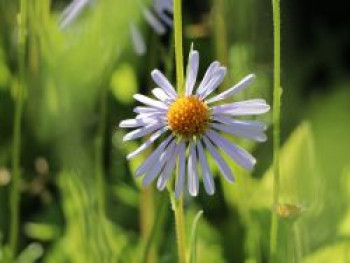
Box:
[120,49,270,197]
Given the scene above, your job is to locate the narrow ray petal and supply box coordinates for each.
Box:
[135,135,173,177]
[127,127,168,160]
[143,8,166,35]
[151,88,173,103]
[134,106,166,114]
[130,23,146,56]
[206,74,256,104]
[203,137,235,182]
[157,143,180,190]
[211,123,267,142]
[185,50,199,96]
[142,140,176,186]
[212,99,270,116]
[60,0,79,20]
[206,130,256,170]
[151,69,177,98]
[59,0,90,29]
[199,67,227,99]
[196,140,215,195]
[175,142,186,199]
[196,61,221,94]
[123,123,163,141]
[119,118,157,128]
[187,142,199,196]
[157,12,173,26]
[155,0,173,12]
[154,0,173,26]
[133,94,168,110]
[135,112,166,120]
[212,116,267,131]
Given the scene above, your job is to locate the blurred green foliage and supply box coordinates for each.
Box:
[1,0,350,262]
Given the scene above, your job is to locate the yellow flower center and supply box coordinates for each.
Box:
[167,96,209,137]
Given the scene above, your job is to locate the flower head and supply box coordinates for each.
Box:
[120,49,270,197]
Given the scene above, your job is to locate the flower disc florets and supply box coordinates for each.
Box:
[167,96,209,137]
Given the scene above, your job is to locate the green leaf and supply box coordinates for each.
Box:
[337,168,350,236]
[188,210,204,263]
[184,208,225,263]
[303,241,350,263]
[255,121,318,209]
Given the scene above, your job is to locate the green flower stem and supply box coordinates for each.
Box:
[174,195,186,263]
[173,1,187,262]
[269,0,281,261]
[174,0,184,96]
[10,0,27,257]
[213,0,229,91]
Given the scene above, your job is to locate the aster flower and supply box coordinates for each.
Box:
[120,49,270,197]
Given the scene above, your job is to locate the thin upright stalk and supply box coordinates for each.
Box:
[293,223,302,262]
[213,0,229,91]
[174,0,184,96]
[174,196,186,263]
[173,1,186,262]
[286,223,294,263]
[140,187,155,263]
[10,0,27,257]
[269,0,281,261]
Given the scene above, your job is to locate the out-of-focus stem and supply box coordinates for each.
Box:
[213,0,229,91]
[10,0,27,257]
[293,223,302,262]
[140,187,155,263]
[95,81,107,218]
[286,223,294,263]
[269,0,281,261]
